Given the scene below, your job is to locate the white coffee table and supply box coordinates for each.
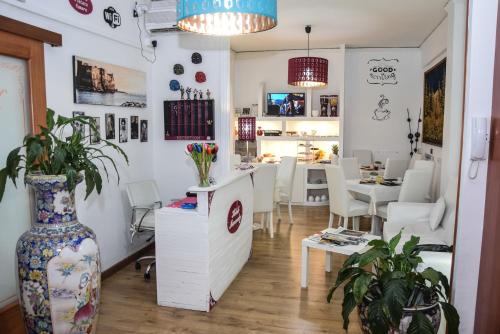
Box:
[301,228,380,288]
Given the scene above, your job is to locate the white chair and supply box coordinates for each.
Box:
[352,149,372,166]
[253,165,277,238]
[383,158,408,179]
[275,156,297,224]
[383,177,458,278]
[376,169,433,220]
[324,165,369,230]
[126,180,162,280]
[408,153,424,169]
[339,157,361,180]
[413,160,435,171]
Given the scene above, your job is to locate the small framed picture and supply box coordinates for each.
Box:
[90,117,101,144]
[319,95,339,117]
[140,120,148,142]
[105,113,115,140]
[72,111,85,136]
[119,118,128,143]
[130,116,139,139]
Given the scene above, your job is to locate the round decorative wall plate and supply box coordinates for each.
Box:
[191,52,202,64]
[173,64,184,75]
[195,71,206,83]
[169,80,181,91]
[68,0,93,15]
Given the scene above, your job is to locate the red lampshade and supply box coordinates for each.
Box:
[238,117,256,141]
[288,57,328,88]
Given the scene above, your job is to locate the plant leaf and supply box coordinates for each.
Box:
[46,108,55,130]
[383,279,408,327]
[440,302,460,334]
[358,248,389,267]
[0,169,8,201]
[406,310,434,334]
[343,252,361,268]
[341,292,357,330]
[403,235,420,256]
[420,267,440,286]
[353,273,372,303]
[389,230,402,253]
[366,299,390,334]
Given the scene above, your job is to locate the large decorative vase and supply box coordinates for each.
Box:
[16,174,100,334]
[358,296,441,334]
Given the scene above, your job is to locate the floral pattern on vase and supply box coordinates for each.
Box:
[16,174,101,334]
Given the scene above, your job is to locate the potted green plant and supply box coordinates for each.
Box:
[331,144,340,165]
[0,109,128,334]
[327,231,460,334]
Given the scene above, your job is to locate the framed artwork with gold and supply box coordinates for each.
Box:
[423,58,446,147]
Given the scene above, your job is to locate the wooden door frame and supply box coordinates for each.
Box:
[0,16,62,334]
[0,15,62,132]
[473,3,500,333]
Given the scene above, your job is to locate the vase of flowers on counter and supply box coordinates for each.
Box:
[186,143,218,187]
[0,109,128,334]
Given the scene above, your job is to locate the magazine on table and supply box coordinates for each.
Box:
[319,229,368,246]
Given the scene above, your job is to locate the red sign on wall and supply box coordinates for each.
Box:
[227,200,243,234]
[68,0,93,15]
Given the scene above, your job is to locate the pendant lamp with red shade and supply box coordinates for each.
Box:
[288,26,328,88]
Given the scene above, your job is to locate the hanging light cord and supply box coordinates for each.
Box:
[306,25,311,57]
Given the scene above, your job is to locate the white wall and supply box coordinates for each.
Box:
[151,34,231,202]
[453,0,499,332]
[233,49,344,113]
[0,0,154,296]
[344,48,422,162]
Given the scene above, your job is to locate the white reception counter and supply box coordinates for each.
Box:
[154,169,255,311]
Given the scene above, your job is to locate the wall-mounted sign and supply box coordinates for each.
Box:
[103,6,121,28]
[372,94,391,121]
[367,58,399,86]
[227,200,243,234]
[68,0,93,15]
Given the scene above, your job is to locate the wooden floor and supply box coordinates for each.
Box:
[97,206,371,334]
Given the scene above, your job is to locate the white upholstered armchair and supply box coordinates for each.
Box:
[383,177,457,278]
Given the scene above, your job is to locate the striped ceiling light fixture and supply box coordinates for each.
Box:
[177,0,278,36]
[288,25,329,88]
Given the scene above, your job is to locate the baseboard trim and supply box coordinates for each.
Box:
[102,242,155,280]
[0,242,154,333]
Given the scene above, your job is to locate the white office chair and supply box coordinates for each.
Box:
[324,165,369,230]
[126,180,162,280]
[274,156,297,224]
[383,158,409,179]
[339,157,361,180]
[376,169,433,220]
[253,165,277,238]
[352,149,372,166]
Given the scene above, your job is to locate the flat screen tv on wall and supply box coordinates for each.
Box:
[266,93,305,117]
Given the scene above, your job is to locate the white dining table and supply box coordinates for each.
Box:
[346,179,401,235]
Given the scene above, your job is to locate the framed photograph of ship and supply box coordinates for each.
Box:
[423,58,446,147]
[73,56,147,108]
[164,99,215,140]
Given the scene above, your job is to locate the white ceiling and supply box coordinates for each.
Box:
[230,0,448,52]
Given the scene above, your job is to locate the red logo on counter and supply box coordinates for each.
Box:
[69,0,93,15]
[227,200,243,234]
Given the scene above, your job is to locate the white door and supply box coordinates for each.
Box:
[0,54,32,308]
